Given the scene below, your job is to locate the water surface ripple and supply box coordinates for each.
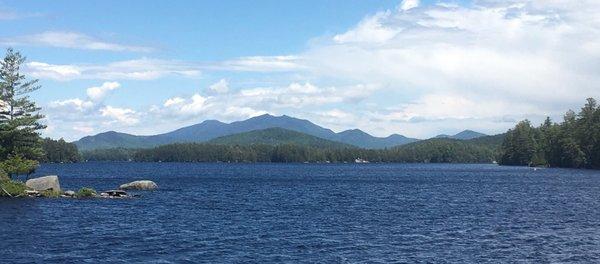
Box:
[1,163,599,263]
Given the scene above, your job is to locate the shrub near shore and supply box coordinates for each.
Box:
[0,180,26,197]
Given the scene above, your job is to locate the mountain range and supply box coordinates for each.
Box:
[74,114,487,151]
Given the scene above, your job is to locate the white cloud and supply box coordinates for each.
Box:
[1,31,153,52]
[26,58,201,81]
[49,98,94,112]
[163,97,185,107]
[294,0,600,136]
[153,82,378,124]
[400,0,420,11]
[73,126,94,134]
[100,106,139,125]
[25,62,81,81]
[333,11,400,44]
[46,82,138,134]
[209,79,229,94]
[86,82,120,102]
[219,55,303,72]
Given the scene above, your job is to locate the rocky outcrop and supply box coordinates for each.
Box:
[62,190,76,197]
[25,175,61,192]
[119,180,157,190]
[100,190,129,198]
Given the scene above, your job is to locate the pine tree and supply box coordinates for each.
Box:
[0,48,46,176]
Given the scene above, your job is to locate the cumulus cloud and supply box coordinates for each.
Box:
[333,11,399,44]
[46,82,140,134]
[400,0,420,11]
[209,79,229,94]
[86,82,120,102]
[152,82,376,123]
[293,0,600,136]
[1,31,153,52]
[99,106,139,125]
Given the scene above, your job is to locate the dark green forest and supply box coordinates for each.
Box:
[500,98,600,169]
[41,138,80,163]
[82,136,502,164]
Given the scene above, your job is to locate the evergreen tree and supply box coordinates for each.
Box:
[500,120,537,166]
[0,48,46,176]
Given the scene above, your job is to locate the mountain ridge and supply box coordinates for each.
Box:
[434,130,487,140]
[208,127,355,149]
[73,114,484,151]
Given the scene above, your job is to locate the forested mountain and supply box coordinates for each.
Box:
[500,98,600,169]
[208,128,354,149]
[434,130,487,140]
[336,129,419,149]
[74,131,167,150]
[74,114,419,150]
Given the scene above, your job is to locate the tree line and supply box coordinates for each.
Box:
[82,138,499,164]
[500,98,600,169]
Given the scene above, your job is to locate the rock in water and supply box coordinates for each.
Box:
[119,180,157,190]
[100,190,129,198]
[26,175,61,192]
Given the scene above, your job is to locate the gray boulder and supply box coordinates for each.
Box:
[63,190,76,197]
[26,175,61,192]
[119,180,157,190]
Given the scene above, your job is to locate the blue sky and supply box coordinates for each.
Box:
[1,0,599,140]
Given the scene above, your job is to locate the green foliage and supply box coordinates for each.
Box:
[0,48,46,162]
[0,154,38,178]
[41,138,81,163]
[0,179,26,197]
[81,147,137,161]
[0,168,7,181]
[76,187,97,198]
[384,138,498,163]
[500,98,600,169]
[500,120,538,165]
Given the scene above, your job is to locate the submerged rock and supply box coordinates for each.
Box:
[119,180,157,190]
[25,175,61,192]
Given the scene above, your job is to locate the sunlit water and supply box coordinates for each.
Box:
[1,163,600,263]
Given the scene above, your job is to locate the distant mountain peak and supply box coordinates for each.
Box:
[200,119,225,124]
[434,130,487,140]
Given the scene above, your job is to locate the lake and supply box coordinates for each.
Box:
[1,163,600,263]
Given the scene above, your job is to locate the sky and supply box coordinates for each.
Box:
[1,0,599,141]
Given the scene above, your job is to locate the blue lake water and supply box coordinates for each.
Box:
[1,163,600,263]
